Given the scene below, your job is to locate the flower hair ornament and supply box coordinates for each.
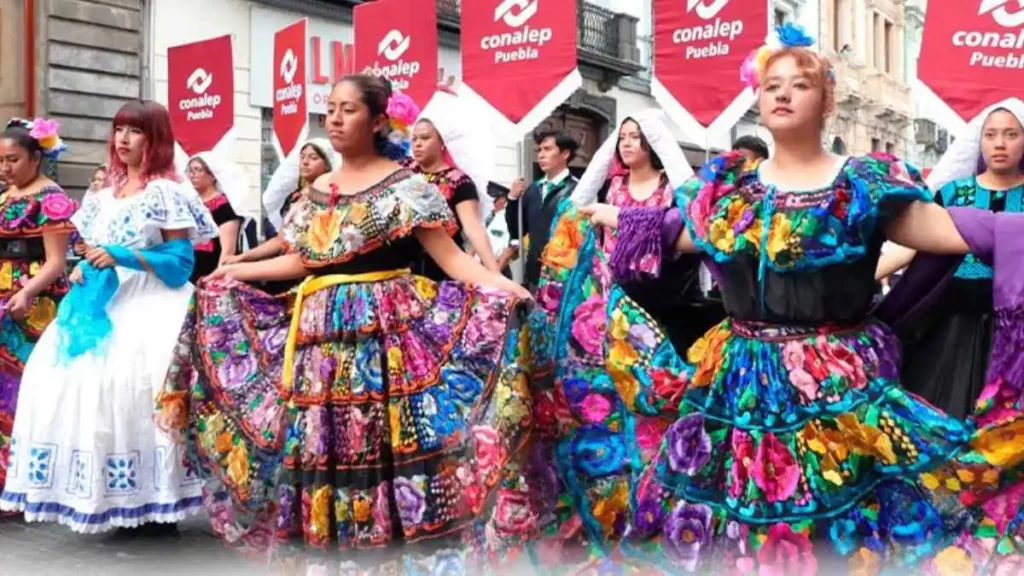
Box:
[740,23,835,90]
[5,117,67,160]
[382,91,421,161]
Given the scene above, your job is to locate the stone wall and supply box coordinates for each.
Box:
[39,0,144,196]
[0,0,25,121]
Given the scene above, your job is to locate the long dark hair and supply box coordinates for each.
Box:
[614,118,664,171]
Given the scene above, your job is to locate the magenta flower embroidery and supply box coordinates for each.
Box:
[751,433,800,503]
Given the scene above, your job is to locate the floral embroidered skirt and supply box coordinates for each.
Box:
[156,275,534,567]
[0,275,64,494]
[525,206,689,569]
[621,319,1024,574]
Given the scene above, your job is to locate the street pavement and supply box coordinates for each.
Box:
[0,514,255,574]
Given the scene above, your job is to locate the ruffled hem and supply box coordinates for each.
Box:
[0,492,203,534]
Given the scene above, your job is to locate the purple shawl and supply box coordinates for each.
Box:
[876,207,1024,424]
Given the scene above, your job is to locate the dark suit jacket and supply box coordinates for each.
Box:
[505,175,578,289]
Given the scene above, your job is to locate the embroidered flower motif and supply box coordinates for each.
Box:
[40,193,75,221]
[665,414,712,475]
[571,294,606,356]
[781,341,819,400]
[578,393,613,424]
[473,425,505,481]
[757,524,817,576]
[394,476,427,525]
[309,485,332,537]
[751,433,800,503]
[970,418,1024,468]
[932,546,974,576]
[729,430,756,500]
[571,425,626,478]
[544,215,583,269]
[631,492,666,538]
[307,210,342,254]
[709,218,736,252]
[591,479,629,538]
[817,337,867,390]
[835,413,898,465]
[225,442,250,491]
[800,423,848,486]
[663,501,713,571]
[849,547,881,576]
[372,481,392,533]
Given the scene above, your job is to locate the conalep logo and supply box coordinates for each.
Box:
[951,0,1024,69]
[179,68,220,120]
[480,0,552,64]
[364,29,420,91]
[673,0,744,60]
[276,48,303,116]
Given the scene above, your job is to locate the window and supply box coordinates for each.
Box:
[886,142,895,155]
[871,138,881,152]
[873,13,881,69]
[884,20,893,73]
[774,9,787,27]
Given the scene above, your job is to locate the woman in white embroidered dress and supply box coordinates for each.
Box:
[0,100,218,534]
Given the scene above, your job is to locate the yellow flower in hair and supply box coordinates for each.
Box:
[754,46,773,73]
[38,135,59,150]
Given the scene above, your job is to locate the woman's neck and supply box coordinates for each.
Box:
[978,169,1024,190]
[9,173,42,195]
[419,156,448,173]
[769,133,830,171]
[628,163,660,182]
[200,185,218,199]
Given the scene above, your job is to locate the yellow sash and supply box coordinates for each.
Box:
[282,269,411,387]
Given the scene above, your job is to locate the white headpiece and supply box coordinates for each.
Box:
[416,90,496,219]
[926,97,1024,191]
[188,151,250,216]
[570,109,695,206]
[262,138,341,229]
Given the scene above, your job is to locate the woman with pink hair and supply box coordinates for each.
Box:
[1,100,217,535]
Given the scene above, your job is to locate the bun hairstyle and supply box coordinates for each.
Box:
[3,117,66,163]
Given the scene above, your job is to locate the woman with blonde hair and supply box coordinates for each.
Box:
[579,24,1024,574]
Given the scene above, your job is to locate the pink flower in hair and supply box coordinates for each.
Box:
[29,117,60,141]
[387,92,420,131]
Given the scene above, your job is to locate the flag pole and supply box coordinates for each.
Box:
[516,140,525,277]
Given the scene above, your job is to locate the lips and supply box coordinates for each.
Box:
[772,107,793,115]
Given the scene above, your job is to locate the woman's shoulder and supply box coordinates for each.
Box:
[846,153,930,203]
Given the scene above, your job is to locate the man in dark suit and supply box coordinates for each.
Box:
[505,130,579,291]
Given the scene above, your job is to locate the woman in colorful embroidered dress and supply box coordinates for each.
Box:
[0,118,76,496]
[259,137,339,239]
[877,101,1024,419]
[185,152,245,283]
[407,89,500,279]
[228,139,338,294]
[156,76,534,568]
[523,111,701,567]
[577,25,1024,574]
[0,100,217,533]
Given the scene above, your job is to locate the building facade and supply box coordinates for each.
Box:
[817,0,913,157]
[903,0,949,170]
[0,0,147,195]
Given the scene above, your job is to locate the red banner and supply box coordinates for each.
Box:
[918,2,1024,126]
[167,35,234,156]
[652,0,767,142]
[354,0,438,107]
[460,0,581,134]
[273,18,308,160]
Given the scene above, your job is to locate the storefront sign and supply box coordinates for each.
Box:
[652,0,767,143]
[167,35,234,156]
[354,0,438,106]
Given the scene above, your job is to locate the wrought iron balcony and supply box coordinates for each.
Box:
[434,0,643,78]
